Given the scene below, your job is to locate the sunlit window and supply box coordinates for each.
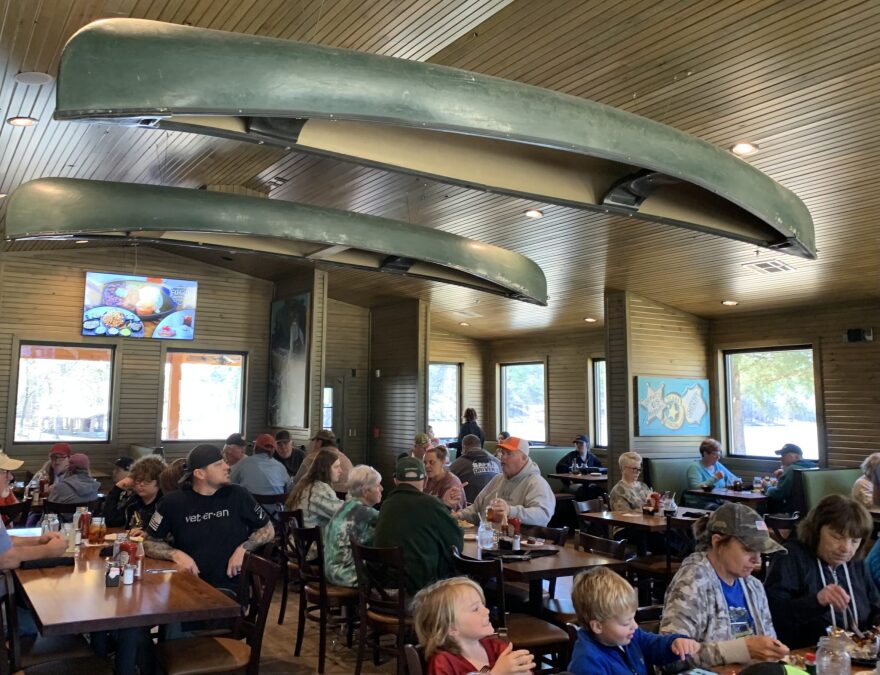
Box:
[500,362,546,443]
[322,386,333,430]
[725,346,818,459]
[593,359,608,447]
[162,351,245,441]
[15,344,114,443]
[429,363,460,440]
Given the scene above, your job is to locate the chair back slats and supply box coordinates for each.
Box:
[403,644,427,675]
[451,548,507,628]
[0,503,30,528]
[43,500,99,515]
[520,524,568,546]
[574,498,606,514]
[575,531,627,559]
[253,492,289,506]
[290,525,326,592]
[351,539,408,618]
[234,552,280,675]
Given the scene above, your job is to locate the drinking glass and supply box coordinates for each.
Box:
[89,516,106,544]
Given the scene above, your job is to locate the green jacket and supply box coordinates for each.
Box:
[765,458,817,512]
[374,484,463,595]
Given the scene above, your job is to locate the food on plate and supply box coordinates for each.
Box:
[107,327,119,336]
[101,310,125,328]
[158,325,177,337]
[82,318,100,331]
[456,519,474,529]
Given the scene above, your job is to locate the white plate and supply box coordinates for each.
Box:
[463,533,477,541]
[104,532,117,541]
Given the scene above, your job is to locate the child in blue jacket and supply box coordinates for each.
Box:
[568,567,700,675]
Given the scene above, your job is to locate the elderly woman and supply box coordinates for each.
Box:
[609,451,652,511]
[852,452,880,507]
[286,449,343,532]
[323,465,383,587]
[424,445,467,510]
[765,494,880,648]
[660,503,788,666]
[687,438,739,490]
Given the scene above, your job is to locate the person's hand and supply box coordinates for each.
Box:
[38,531,64,546]
[671,638,701,659]
[490,643,535,674]
[817,583,851,610]
[226,545,246,577]
[491,498,510,519]
[442,487,463,508]
[171,550,200,575]
[773,468,784,478]
[43,535,69,557]
[116,477,134,490]
[713,470,724,480]
[745,636,789,661]
[128,527,145,538]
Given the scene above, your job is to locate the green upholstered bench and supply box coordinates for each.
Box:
[528,446,577,491]
[800,467,861,512]
[642,458,697,505]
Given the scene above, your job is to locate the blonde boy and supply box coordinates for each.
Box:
[568,567,700,675]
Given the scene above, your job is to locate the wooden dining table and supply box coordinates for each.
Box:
[685,487,769,506]
[462,539,625,615]
[14,542,241,636]
[547,472,609,485]
[579,508,711,533]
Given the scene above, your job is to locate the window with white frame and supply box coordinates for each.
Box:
[162,351,245,441]
[592,358,608,447]
[429,363,460,440]
[724,345,819,459]
[500,362,546,443]
[14,343,114,443]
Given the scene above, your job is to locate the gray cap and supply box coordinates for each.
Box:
[708,502,786,554]
[775,443,803,457]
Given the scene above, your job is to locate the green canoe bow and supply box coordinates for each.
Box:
[6,178,548,305]
[54,18,816,259]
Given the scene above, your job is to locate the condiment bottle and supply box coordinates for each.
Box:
[79,510,91,543]
[130,536,145,579]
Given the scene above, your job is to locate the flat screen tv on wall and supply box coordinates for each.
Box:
[82,272,198,340]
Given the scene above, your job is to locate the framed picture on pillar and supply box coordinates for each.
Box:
[268,292,310,428]
[635,375,710,436]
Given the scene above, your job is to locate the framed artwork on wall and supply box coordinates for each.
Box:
[636,375,710,437]
[268,292,310,428]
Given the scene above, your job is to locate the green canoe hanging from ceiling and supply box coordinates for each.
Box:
[53,18,816,259]
[5,178,549,305]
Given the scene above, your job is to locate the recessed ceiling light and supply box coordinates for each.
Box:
[584,317,597,323]
[14,71,54,86]
[524,209,544,219]
[458,321,470,327]
[75,240,89,244]
[721,300,739,306]
[7,116,37,127]
[730,141,759,156]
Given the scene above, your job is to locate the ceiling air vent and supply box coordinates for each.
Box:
[741,259,796,275]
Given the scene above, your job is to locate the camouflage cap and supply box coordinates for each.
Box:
[707,502,786,554]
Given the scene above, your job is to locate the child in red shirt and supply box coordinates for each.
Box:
[413,577,534,675]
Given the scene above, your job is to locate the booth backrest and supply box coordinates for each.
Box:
[528,446,576,491]
[642,457,695,501]
[800,467,861,512]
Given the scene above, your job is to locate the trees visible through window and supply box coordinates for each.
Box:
[163,351,245,441]
[725,346,818,459]
[593,359,608,447]
[429,363,460,440]
[501,362,546,443]
[322,386,333,429]
[15,344,114,442]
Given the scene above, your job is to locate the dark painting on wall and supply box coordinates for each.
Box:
[268,292,310,428]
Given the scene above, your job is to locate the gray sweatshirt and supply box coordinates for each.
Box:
[457,459,555,526]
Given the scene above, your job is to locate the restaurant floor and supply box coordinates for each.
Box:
[257,577,575,674]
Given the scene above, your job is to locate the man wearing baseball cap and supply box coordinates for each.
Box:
[273,429,305,477]
[27,442,72,494]
[48,453,100,504]
[374,457,463,594]
[555,433,605,500]
[765,443,817,513]
[145,443,273,592]
[222,433,249,467]
[453,436,556,527]
[411,433,432,460]
[230,433,291,511]
[292,429,353,492]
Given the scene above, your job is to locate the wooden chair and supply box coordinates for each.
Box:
[0,502,30,528]
[519,524,568,598]
[290,525,358,674]
[452,549,570,673]
[156,552,280,675]
[352,540,412,675]
[403,644,427,675]
[275,509,302,625]
[574,498,608,535]
[764,512,800,542]
[635,604,664,633]
[252,492,289,508]
[626,515,684,605]
[41,500,99,516]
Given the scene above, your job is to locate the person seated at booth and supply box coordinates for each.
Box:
[424,445,467,510]
[449,434,500,504]
[852,452,880,507]
[764,443,816,513]
[764,495,880,649]
[556,434,605,501]
[48,453,99,504]
[608,451,652,511]
[687,438,740,508]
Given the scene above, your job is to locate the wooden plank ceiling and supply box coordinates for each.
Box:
[0,0,878,339]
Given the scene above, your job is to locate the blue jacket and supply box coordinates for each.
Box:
[765,459,816,512]
[569,626,685,675]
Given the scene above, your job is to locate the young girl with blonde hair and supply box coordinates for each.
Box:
[413,576,534,675]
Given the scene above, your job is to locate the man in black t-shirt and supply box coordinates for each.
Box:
[145,444,274,591]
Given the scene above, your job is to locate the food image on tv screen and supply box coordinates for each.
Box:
[82,272,198,340]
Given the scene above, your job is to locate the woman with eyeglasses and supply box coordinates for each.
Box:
[104,455,167,534]
[608,452,652,511]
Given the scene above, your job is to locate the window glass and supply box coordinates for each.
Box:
[593,359,608,447]
[163,351,245,441]
[725,346,818,459]
[15,344,114,442]
[322,386,333,429]
[429,363,460,440]
[501,362,546,443]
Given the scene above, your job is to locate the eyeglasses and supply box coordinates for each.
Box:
[624,466,642,473]
[50,455,67,461]
[134,478,157,486]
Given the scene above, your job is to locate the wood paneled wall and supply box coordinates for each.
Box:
[370,299,429,481]
[605,290,710,481]
[711,301,880,468]
[325,298,370,464]
[483,328,605,447]
[0,246,273,472]
[428,327,486,431]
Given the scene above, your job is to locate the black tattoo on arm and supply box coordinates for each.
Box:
[143,535,179,561]
[241,522,274,552]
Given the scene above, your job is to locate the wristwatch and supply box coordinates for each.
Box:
[479,668,491,674]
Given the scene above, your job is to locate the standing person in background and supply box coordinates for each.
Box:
[273,429,305,477]
[48,453,99,504]
[449,434,501,504]
[764,444,816,513]
[852,452,880,507]
[457,408,485,450]
[222,433,249,467]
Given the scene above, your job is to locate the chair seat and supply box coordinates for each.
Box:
[366,609,412,626]
[157,636,251,675]
[507,613,569,648]
[543,597,576,624]
[553,493,576,501]
[19,634,96,668]
[20,655,114,675]
[627,555,682,575]
[305,582,359,601]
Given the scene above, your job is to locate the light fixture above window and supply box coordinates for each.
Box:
[7,116,37,127]
[584,317,597,323]
[721,300,739,306]
[524,209,543,219]
[731,141,759,156]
